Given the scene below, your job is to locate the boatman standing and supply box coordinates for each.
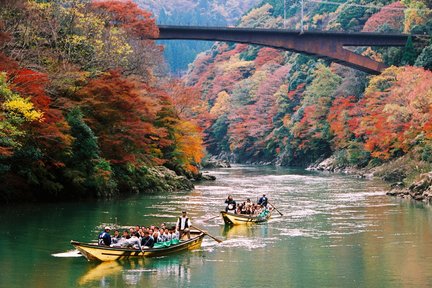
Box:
[98,226,112,246]
[257,194,268,208]
[176,211,191,240]
[225,195,237,213]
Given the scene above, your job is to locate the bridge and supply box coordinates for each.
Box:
[155,25,413,74]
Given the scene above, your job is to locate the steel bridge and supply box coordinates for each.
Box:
[155,25,414,74]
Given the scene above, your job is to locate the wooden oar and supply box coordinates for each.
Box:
[203,215,220,222]
[191,225,223,243]
[268,201,283,216]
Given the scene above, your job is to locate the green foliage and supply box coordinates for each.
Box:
[239,45,260,61]
[415,44,432,69]
[401,36,418,65]
[335,142,371,167]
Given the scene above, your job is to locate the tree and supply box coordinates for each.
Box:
[401,36,417,65]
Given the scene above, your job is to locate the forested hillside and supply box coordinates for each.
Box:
[136,0,260,73]
[184,0,432,182]
[0,0,205,202]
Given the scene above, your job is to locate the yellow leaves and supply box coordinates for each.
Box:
[210,91,230,117]
[282,114,291,128]
[3,96,44,122]
[362,47,383,62]
[401,0,432,32]
[174,120,204,173]
[0,72,43,123]
[218,55,254,73]
[365,66,400,94]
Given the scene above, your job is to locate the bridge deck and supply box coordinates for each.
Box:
[154,25,418,74]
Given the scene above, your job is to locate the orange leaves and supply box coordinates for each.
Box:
[327,96,357,148]
[173,120,204,174]
[77,70,163,164]
[328,66,432,160]
[362,2,405,32]
[91,0,158,39]
[255,48,284,69]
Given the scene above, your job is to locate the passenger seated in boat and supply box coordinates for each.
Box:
[122,230,130,239]
[111,230,121,244]
[225,195,237,214]
[163,228,172,242]
[171,227,179,241]
[153,227,161,243]
[98,226,111,246]
[126,232,142,250]
[245,198,253,214]
[254,205,264,215]
[141,230,155,248]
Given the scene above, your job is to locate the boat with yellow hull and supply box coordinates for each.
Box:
[71,231,205,262]
[220,210,271,225]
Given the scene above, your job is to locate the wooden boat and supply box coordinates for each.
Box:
[71,230,205,262]
[220,210,271,225]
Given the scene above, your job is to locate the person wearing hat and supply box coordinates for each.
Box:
[176,211,191,240]
[98,226,112,246]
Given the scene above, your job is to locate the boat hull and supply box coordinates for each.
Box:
[71,232,205,262]
[220,211,271,225]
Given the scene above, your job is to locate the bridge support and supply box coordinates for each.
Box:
[156,26,409,74]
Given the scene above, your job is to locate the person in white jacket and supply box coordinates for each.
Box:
[176,210,192,240]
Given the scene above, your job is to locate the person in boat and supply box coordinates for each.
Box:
[153,227,161,243]
[126,232,142,250]
[111,229,121,244]
[160,228,172,242]
[141,230,155,248]
[98,226,112,246]
[245,198,253,214]
[122,230,130,239]
[258,194,268,208]
[171,226,180,241]
[225,195,237,213]
[176,210,192,240]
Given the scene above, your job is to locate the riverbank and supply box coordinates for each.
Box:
[307,154,432,202]
[0,165,217,204]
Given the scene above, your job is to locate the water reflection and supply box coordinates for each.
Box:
[79,261,122,285]
[78,256,196,287]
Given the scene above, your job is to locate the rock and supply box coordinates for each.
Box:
[408,172,432,193]
[201,157,231,168]
[194,172,216,181]
[381,168,407,182]
[146,166,194,192]
[202,174,216,181]
[390,182,405,189]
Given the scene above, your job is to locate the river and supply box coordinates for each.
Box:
[1,165,432,287]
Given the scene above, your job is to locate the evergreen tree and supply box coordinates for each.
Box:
[401,36,417,65]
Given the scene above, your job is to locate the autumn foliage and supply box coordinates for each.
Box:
[0,0,204,202]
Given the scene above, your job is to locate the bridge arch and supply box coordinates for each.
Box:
[155,25,411,74]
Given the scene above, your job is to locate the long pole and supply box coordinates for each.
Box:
[268,201,284,216]
[191,225,223,243]
[284,0,286,29]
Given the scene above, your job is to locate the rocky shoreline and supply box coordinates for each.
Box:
[307,156,432,203]
[386,172,432,202]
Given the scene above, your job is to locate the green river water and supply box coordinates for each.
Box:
[1,165,432,288]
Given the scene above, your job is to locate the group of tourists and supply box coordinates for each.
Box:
[97,194,272,249]
[225,194,270,215]
[98,211,192,250]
